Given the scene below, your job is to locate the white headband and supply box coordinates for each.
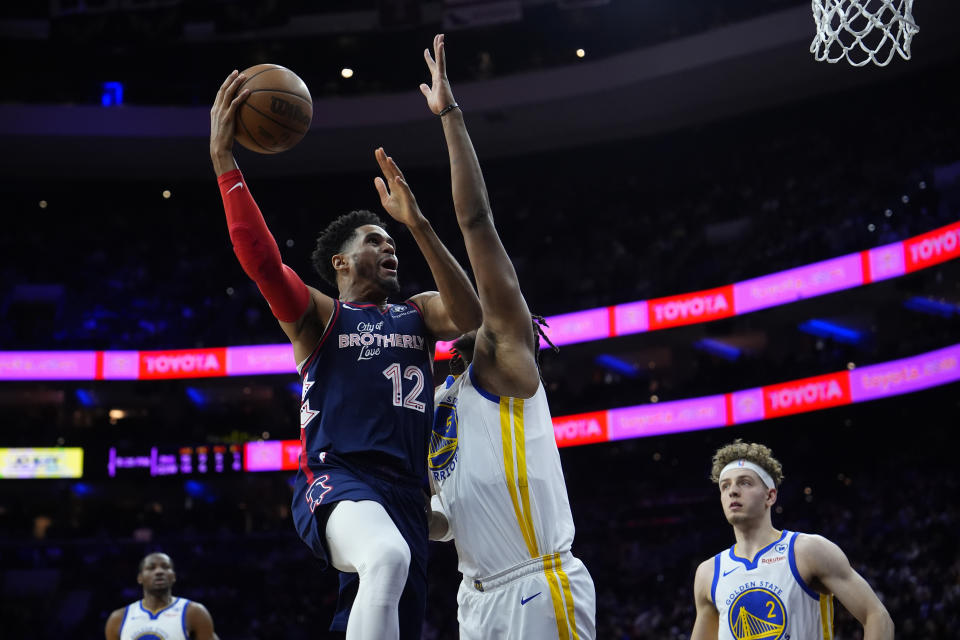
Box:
[719,459,775,489]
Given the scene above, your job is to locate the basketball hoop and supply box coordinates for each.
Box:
[811,0,919,67]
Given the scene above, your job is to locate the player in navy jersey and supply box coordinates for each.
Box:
[104,552,218,640]
[210,71,481,640]
[690,440,893,640]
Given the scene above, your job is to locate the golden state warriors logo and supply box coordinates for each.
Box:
[429,401,459,480]
[729,588,787,640]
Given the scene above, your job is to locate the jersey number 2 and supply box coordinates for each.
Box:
[383,363,426,413]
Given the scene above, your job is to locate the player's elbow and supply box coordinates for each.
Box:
[456,306,483,334]
[865,603,894,639]
[447,295,482,334]
[459,205,493,231]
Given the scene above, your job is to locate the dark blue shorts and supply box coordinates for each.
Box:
[291,452,428,638]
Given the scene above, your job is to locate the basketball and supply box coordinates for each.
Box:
[234,64,313,154]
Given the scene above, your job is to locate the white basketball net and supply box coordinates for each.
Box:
[811,0,919,67]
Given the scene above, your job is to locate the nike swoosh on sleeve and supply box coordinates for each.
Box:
[227,181,244,194]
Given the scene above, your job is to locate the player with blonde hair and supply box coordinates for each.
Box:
[690,439,894,640]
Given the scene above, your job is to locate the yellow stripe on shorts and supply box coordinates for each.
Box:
[543,553,570,639]
[555,554,581,640]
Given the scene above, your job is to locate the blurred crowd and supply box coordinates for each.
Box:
[1,65,957,355]
[1,17,959,640]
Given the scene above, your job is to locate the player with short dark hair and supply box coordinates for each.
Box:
[420,34,597,639]
[209,69,482,640]
[104,552,218,640]
[690,440,894,640]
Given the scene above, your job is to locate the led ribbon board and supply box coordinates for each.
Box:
[229,342,960,470]
[1,221,957,380]
[551,342,960,447]
[5,343,948,479]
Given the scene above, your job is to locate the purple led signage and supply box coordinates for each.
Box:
[608,394,728,440]
[2,220,959,380]
[849,344,960,403]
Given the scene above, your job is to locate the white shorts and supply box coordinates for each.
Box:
[457,552,596,640]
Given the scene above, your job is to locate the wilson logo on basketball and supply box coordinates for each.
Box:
[764,372,851,417]
[648,286,735,330]
[269,97,311,127]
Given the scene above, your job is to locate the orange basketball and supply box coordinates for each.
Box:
[234,64,313,154]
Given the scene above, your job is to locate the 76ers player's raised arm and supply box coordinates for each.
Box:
[210,70,481,640]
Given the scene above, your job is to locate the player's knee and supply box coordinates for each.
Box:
[369,534,411,581]
[357,535,409,608]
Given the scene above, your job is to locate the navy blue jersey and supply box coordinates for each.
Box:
[296,299,434,481]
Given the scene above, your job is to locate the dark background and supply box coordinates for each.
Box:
[1,1,958,638]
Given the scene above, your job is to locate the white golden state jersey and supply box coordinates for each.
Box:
[119,597,190,640]
[712,530,834,640]
[430,366,576,579]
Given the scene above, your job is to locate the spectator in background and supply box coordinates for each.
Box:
[104,552,219,640]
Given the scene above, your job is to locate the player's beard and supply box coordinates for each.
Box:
[357,259,401,297]
[380,274,401,296]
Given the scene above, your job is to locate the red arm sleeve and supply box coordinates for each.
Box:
[218,169,310,323]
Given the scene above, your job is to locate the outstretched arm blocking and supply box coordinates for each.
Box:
[423,34,539,396]
[374,147,481,341]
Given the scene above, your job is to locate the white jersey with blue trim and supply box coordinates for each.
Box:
[429,365,576,579]
[119,597,190,640]
[712,530,834,640]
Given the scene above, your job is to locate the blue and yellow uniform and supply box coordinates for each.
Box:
[118,598,191,640]
[429,367,596,639]
[712,530,834,640]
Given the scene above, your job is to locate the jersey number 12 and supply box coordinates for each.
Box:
[383,363,426,413]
